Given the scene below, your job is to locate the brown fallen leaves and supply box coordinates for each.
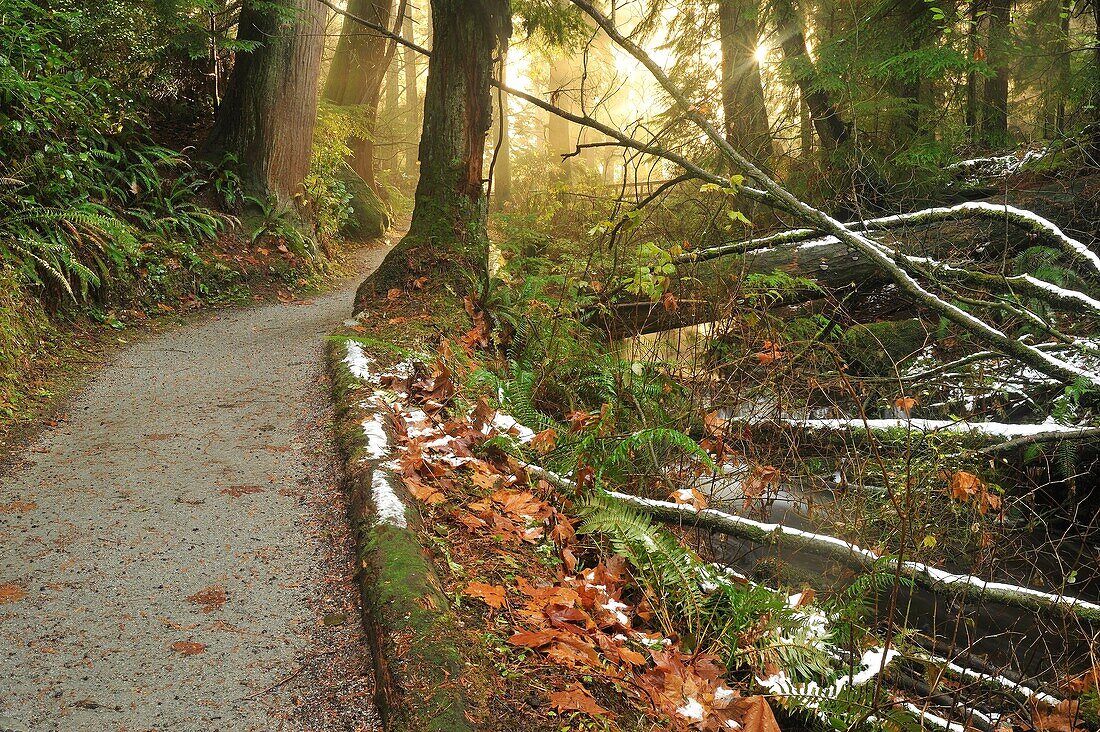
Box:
[945,470,1002,515]
[186,585,227,613]
[465,581,506,609]
[0,582,27,604]
[368,352,777,730]
[550,683,608,716]
[0,500,37,513]
[170,641,206,656]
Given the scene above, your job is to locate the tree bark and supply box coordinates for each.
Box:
[354,0,510,310]
[980,0,1010,145]
[771,0,850,148]
[403,8,420,181]
[323,0,396,190]
[718,0,773,167]
[203,0,326,203]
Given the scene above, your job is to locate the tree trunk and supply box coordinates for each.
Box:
[980,0,1010,145]
[354,0,510,310]
[491,54,512,206]
[965,0,982,140]
[403,8,420,181]
[718,0,773,167]
[323,0,395,190]
[203,0,326,203]
[772,0,850,148]
[547,56,575,172]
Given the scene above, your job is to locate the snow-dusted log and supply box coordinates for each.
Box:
[681,202,1100,281]
[525,463,1100,622]
[603,489,1100,622]
[783,417,1091,440]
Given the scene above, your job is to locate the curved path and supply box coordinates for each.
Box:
[0,245,388,732]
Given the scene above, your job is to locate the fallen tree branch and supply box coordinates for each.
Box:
[569,0,1100,390]
[605,489,1100,622]
[525,464,1100,622]
[978,426,1100,454]
[683,202,1100,282]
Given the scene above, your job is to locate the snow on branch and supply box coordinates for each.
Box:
[603,489,1100,622]
[527,463,1100,622]
[683,201,1100,280]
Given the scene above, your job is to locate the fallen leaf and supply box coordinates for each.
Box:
[894,395,917,415]
[732,696,782,732]
[508,628,560,648]
[171,641,207,656]
[386,287,403,301]
[0,500,37,514]
[0,582,27,604]
[549,683,608,716]
[186,585,227,613]
[465,581,506,609]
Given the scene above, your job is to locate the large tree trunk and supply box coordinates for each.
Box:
[354,0,510,311]
[772,0,850,149]
[203,0,326,203]
[402,8,420,181]
[980,0,1010,145]
[323,0,395,190]
[718,0,773,167]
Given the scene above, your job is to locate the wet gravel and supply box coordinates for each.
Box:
[0,246,388,732]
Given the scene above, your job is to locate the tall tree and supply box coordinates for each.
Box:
[718,0,773,167]
[980,0,1011,144]
[323,0,402,190]
[355,0,511,310]
[403,8,421,180]
[203,0,326,202]
[490,55,512,206]
[771,0,850,149]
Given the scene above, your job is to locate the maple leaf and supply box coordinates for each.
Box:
[386,287,403,301]
[754,340,784,365]
[171,641,207,656]
[732,695,782,732]
[465,581,507,609]
[549,683,608,717]
[186,586,227,613]
[670,486,708,511]
[0,582,27,604]
[894,395,917,415]
[406,476,445,504]
[531,427,558,455]
[660,291,679,312]
[508,628,560,648]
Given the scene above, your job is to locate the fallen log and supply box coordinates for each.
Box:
[524,464,1100,623]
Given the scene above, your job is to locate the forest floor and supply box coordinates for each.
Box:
[0,239,391,732]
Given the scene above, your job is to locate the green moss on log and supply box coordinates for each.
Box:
[340,169,391,241]
[841,318,926,375]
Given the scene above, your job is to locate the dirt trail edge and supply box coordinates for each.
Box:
[0,243,390,732]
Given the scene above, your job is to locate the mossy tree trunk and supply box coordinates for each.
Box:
[718,0,773,167]
[354,0,511,311]
[323,0,398,191]
[203,0,326,203]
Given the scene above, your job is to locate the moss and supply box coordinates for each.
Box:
[340,169,391,241]
[841,318,926,375]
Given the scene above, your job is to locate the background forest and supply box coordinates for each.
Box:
[3,0,1100,729]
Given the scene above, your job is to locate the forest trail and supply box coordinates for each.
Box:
[0,243,390,732]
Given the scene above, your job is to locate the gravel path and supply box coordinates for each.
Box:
[0,245,388,732]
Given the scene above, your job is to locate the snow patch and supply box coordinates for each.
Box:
[344,341,377,383]
[371,470,407,528]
